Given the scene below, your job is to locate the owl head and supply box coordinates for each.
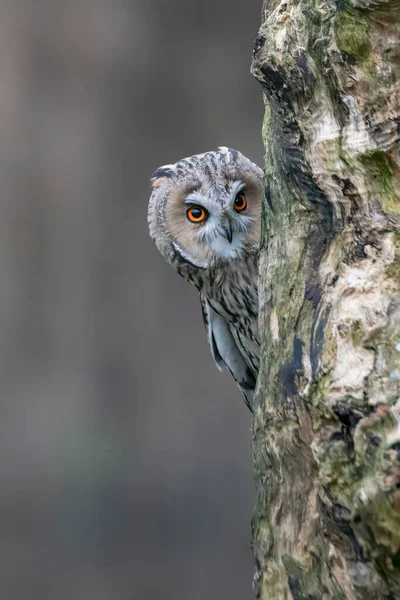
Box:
[148,147,263,270]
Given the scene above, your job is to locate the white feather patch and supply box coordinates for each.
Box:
[209,233,245,259]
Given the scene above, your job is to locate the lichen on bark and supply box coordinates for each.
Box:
[251,0,400,597]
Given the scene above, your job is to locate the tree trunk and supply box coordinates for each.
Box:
[251,1,400,598]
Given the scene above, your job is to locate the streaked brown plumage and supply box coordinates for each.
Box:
[148,147,263,410]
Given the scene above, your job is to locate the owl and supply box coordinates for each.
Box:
[148,147,263,410]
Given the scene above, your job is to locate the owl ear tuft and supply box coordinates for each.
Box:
[150,166,175,187]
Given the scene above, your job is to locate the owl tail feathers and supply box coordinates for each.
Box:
[240,390,254,412]
[237,367,256,412]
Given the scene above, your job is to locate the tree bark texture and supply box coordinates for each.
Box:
[251,0,400,598]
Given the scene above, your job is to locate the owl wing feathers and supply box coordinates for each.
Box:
[200,294,256,411]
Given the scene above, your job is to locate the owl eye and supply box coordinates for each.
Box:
[186,206,208,223]
[234,191,247,212]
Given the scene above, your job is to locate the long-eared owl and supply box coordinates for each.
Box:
[148,147,263,410]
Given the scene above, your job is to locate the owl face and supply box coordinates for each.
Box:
[148,147,263,269]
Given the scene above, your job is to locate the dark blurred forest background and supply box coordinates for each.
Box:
[0,0,263,598]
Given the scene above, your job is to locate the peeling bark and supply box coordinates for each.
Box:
[251,1,400,598]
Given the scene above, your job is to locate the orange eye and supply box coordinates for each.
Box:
[234,192,247,212]
[186,206,207,223]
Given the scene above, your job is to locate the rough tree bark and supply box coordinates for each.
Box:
[251,0,400,598]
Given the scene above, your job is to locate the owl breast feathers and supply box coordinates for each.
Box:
[148,147,263,410]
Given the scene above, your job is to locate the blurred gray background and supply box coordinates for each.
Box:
[0,0,263,598]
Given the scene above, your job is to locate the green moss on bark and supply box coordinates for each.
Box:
[360,151,400,212]
[334,10,371,62]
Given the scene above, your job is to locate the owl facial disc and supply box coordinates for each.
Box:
[149,146,263,269]
[184,180,254,261]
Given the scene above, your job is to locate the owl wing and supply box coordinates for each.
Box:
[199,294,256,411]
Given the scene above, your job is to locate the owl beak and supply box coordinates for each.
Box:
[222,225,233,244]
